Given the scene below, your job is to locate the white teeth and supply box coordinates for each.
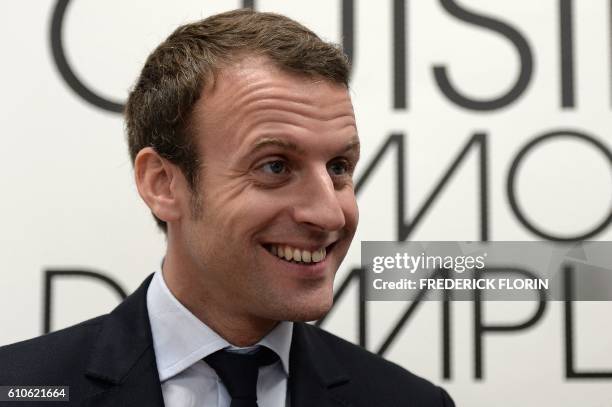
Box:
[284,246,293,261]
[268,244,327,264]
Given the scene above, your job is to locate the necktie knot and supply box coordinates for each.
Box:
[204,346,279,406]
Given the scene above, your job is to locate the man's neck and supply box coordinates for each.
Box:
[161,254,277,347]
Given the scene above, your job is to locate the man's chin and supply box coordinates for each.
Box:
[277,297,333,323]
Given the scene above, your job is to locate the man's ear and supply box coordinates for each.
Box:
[134,147,186,224]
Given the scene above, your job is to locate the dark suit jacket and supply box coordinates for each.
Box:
[0,275,455,407]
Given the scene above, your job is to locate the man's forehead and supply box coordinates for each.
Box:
[207,55,349,103]
[189,55,356,156]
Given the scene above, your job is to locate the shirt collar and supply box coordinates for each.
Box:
[146,270,293,381]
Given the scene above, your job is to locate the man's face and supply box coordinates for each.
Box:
[177,57,359,324]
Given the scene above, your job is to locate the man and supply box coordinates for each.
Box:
[0,9,454,407]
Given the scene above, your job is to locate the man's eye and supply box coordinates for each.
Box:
[328,159,351,176]
[261,160,288,174]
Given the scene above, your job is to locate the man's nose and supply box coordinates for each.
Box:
[292,168,346,232]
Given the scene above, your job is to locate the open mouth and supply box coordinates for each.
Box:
[263,242,336,265]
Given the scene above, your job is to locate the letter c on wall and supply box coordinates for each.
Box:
[50,0,124,113]
[49,0,257,114]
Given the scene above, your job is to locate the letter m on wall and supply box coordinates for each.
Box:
[318,132,489,358]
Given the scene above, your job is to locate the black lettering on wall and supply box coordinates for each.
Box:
[442,283,452,379]
[609,0,612,108]
[354,133,406,239]
[358,266,368,348]
[560,0,575,108]
[343,0,356,76]
[43,269,127,334]
[376,268,453,380]
[323,132,487,376]
[399,132,489,241]
[433,0,533,111]
[507,129,612,241]
[317,133,405,348]
[317,134,404,348]
[51,0,353,109]
[352,132,489,241]
[50,0,257,113]
[50,0,124,113]
[393,0,408,109]
[474,267,547,379]
[564,265,612,378]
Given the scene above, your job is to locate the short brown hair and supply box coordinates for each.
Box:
[125,8,350,232]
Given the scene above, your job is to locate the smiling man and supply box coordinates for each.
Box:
[0,9,453,407]
[137,56,361,348]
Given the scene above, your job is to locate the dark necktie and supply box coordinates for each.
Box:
[204,346,279,407]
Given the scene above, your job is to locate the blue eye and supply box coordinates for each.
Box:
[261,160,287,174]
[328,160,350,176]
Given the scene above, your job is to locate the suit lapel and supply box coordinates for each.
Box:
[78,276,354,407]
[289,323,352,407]
[81,274,165,407]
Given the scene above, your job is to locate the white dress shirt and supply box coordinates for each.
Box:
[146,271,293,407]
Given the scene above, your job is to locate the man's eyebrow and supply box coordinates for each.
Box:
[250,137,304,154]
[249,135,360,155]
[344,136,360,154]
